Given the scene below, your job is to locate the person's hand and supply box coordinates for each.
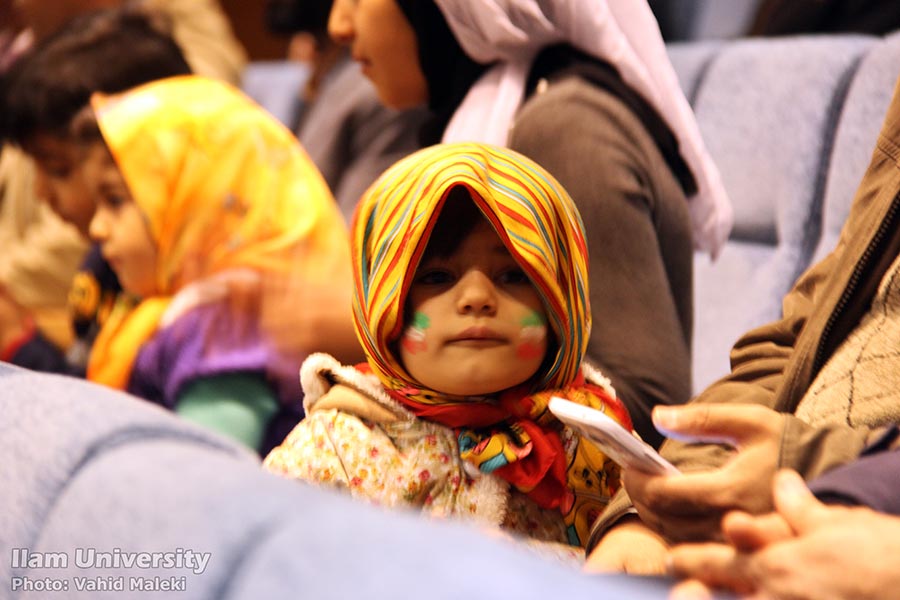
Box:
[668,470,900,600]
[584,517,670,574]
[624,404,784,542]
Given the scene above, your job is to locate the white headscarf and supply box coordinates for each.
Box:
[435,0,732,257]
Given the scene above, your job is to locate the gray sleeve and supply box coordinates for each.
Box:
[298,63,427,222]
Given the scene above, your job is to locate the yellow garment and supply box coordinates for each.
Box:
[87,75,350,390]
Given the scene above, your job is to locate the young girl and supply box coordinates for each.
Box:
[265,142,633,551]
[81,75,360,453]
[326,0,733,450]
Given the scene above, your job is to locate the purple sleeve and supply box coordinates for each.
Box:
[128,302,302,409]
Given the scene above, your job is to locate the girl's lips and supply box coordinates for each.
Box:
[449,326,506,342]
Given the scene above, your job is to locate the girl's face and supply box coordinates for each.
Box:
[399,218,549,397]
[85,141,158,298]
[25,132,97,237]
[328,0,428,109]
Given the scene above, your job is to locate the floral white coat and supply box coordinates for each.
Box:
[264,353,579,549]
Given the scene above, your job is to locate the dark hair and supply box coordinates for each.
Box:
[265,0,333,35]
[394,0,486,144]
[421,186,486,259]
[0,7,192,146]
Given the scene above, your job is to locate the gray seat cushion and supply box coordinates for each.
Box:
[1,364,255,591]
[688,35,875,392]
[666,40,722,104]
[241,61,308,127]
[812,33,900,265]
[1,362,678,599]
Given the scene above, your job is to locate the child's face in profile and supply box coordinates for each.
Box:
[399,217,549,397]
[84,140,158,298]
[25,132,98,237]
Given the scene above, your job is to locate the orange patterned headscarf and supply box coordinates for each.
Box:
[87,75,351,390]
[352,142,590,390]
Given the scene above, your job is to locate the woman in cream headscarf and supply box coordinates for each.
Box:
[266,142,634,553]
[83,75,359,453]
[327,0,733,451]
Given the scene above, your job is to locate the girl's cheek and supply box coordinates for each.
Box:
[401,311,430,354]
[517,315,547,360]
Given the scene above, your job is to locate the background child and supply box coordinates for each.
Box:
[78,75,360,454]
[0,0,246,359]
[0,8,192,374]
[265,142,633,551]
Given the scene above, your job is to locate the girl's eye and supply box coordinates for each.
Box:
[496,268,530,285]
[42,164,71,179]
[102,193,126,208]
[415,269,455,285]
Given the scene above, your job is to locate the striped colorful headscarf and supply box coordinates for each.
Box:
[353,142,590,391]
[352,143,632,540]
[87,75,351,390]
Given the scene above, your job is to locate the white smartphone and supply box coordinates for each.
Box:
[548,397,680,476]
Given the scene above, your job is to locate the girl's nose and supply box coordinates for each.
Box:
[88,209,107,242]
[456,270,497,316]
[33,170,56,207]
[328,0,355,45]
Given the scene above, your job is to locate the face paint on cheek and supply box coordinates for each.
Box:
[517,311,547,360]
[401,311,430,354]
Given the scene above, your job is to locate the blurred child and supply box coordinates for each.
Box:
[0,8,191,374]
[79,75,359,453]
[0,0,246,357]
[265,142,633,551]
